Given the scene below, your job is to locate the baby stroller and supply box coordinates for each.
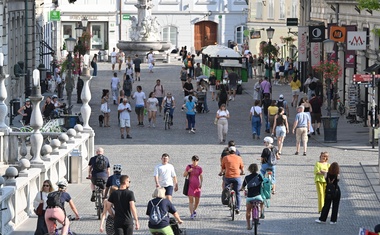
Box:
[196,92,206,113]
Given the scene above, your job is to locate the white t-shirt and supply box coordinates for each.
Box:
[147,97,158,111]
[153,163,176,187]
[110,51,117,64]
[148,53,154,63]
[275,62,281,72]
[133,91,146,106]
[111,76,120,89]
[118,103,131,119]
[250,106,262,115]
[217,110,229,120]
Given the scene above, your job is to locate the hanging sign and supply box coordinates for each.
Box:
[298,26,308,62]
[49,11,61,21]
[310,42,321,66]
[347,31,367,50]
[329,26,346,42]
[309,26,325,42]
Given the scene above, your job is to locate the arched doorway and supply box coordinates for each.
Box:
[194,21,218,52]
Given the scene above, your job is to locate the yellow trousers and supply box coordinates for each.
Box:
[316,181,326,212]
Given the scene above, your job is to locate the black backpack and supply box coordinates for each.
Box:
[123,79,132,90]
[91,60,95,68]
[221,187,230,205]
[249,56,254,63]
[268,147,277,165]
[94,155,107,171]
[309,81,317,91]
[46,191,63,209]
[277,100,284,108]
[325,178,337,199]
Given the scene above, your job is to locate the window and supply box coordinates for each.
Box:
[256,0,262,19]
[62,23,75,39]
[292,0,298,18]
[91,23,107,50]
[236,25,247,44]
[279,0,285,19]
[162,26,178,48]
[268,0,274,19]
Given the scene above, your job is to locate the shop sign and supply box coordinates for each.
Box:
[329,26,346,42]
[353,74,380,83]
[250,31,261,39]
[310,42,320,66]
[49,11,60,21]
[309,26,325,43]
[347,31,366,50]
[123,14,130,20]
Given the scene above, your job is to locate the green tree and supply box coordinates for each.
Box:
[357,0,380,11]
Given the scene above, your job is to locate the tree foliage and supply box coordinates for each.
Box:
[357,0,380,11]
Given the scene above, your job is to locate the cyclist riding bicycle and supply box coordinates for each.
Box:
[45,179,80,235]
[162,92,176,125]
[104,164,122,198]
[88,147,111,202]
[240,163,264,230]
[221,146,244,214]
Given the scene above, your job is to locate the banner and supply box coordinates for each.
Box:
[310,42,321,66]
[347,31,367,50]
[298,26,308,62]
[344,25,357,68]
[309,26,325,42]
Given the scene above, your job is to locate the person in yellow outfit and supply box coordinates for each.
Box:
[314,152,330,213]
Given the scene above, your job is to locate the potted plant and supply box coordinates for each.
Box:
[280,36,297,45]
[313,60,342,142]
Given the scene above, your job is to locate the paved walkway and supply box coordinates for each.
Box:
[11,57,380,235]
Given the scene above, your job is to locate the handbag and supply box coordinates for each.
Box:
[183,165,191,196]
[34,191,44,216]
[100,102,108,113]
[214,118,218,125]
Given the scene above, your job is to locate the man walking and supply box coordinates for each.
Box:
[153,153,178,201]
[111,72,120,105]
[118,98,133,139]
[133,54,142,81]
[292,106,311,156]
[227,68,239,101]
[260,77,271,100]
[108,175,140,235]
[88,147,110,201]
[132,86,146,126]
[309,93,322,135]
[110,47,117,71]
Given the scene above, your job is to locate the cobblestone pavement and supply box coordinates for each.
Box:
[12,57,380,235]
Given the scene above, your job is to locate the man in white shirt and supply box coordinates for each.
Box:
[110,72,120,105]
[147,49,155,73]
[153,153,178,201]
[118,98,132,139]
[110,47,117,71]
[304,73,319,100]
[274,58,281,85]
[132,85,146,126]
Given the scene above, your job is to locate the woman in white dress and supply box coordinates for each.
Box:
[147,92,159,127]
[253,78,263,101]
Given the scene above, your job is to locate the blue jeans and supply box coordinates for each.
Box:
[186,114,195,129]
[92,63,97,76]
[264,114,270,131]
[224,177,242,210]
[164,107,175,120]
[260,163,276,184]
[247,63,253,78]
[251,116,262,137]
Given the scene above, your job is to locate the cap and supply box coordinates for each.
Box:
[25,98,30,102]
[229,146,236,152]
[263,136,274,144]
[52,95,58,99]
[57,179,68,188]
[279,94,284,100]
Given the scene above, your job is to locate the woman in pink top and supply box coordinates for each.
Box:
[183,155,203,219]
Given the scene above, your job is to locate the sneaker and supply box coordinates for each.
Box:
[312,132,316,135]
[303,152,307,156]
[317,128,320,135]
[295,152,299,155]
[191,128,195,133]
[330,222,337,225]
[126,135,132,139]
[190,213,195,219]
[193,210,197,217]
[252,133,256,139]
[235,209,240,215]
[315,219,325,224]
[260,214,265,219]
[152,124,155,128]
[91,191,96,202]
[257,136,260,140]
[121,134,124,139]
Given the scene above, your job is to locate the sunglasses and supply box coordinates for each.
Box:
[43,185,50,187]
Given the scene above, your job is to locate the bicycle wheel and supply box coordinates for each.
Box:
[254,218,259,235]
[230,193,235,221]
[164,112,170,130]
[96,192,102,220]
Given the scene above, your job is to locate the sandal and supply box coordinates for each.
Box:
[247,226,252,230]
[303,152,307,156]
[295,152,299,155]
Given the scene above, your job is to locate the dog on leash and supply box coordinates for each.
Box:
[99,114,104,127]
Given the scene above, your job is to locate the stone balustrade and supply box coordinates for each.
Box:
[0,124,93,235]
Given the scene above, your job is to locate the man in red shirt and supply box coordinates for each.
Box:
[221,146,244,214]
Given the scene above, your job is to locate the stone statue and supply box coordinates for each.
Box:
[130,0,160,42]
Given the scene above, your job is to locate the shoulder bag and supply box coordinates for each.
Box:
[34,191,44,216]
[183,165,191,196]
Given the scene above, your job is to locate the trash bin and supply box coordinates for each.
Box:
[63,115,78,129]
[68,149,82,184]
[321,116,340,143]
[11,99,20,116]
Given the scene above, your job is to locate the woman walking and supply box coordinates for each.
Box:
[147,92,159,127]
[183,155,203,219]
[100,186,118,235]
[260,137,279,194]
[290,76,301,107]
[316,162,340,224]
[91,54,98,77]
[183,95,196,133]
[314,152,330,213]
[271,107,289,155]
[101,89,111,127]
[249,100,262,140]
[33,180,54,235]
[217,84,229,108]
[300,97,314,134]
[216,104,230,144]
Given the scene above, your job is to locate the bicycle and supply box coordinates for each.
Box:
[87,177,105,220]
[226,183,237,221]
[250,200,262,235]
[164,108,172,130]
[337,99,345,115]
[46,215,77,235]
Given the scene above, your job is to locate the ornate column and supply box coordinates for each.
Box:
[30,69,44,164]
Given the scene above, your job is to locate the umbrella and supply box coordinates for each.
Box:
[196,75,209,83]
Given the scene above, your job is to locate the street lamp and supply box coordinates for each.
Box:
[65,36,76,108]
[81,17,88,29]
[75,25,83,39]
[30,69,44,164]
[266,26,275,84]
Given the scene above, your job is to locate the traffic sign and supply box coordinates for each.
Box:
[352,74,380,83]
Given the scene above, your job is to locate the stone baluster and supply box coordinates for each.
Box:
[58,133,69,149]
[30,69,44,165]
[80,65,92,130]
[19,136,28,159]
[41,144,52,161]
[74,124,83,139]
[0,53,10,131]
[4,167,18,186]
[18,159,30,177]
[66,129,77,144]
[50,139,61,155]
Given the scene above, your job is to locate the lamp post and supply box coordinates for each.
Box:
[30,69,44,164]
[323,39,335,117]
[65,36,76,109]
[266,26,275,84]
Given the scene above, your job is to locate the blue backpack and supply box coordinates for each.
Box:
[261,173,273,208]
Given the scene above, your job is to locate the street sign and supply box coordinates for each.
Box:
[123,14,131,20]
[286,18,298,26]
[352,74,380,83]
[49,11,61,21]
